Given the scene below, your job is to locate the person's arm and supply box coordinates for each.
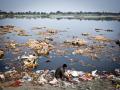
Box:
[61,68,67,79]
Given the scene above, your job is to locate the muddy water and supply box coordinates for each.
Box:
[0,18,120,72]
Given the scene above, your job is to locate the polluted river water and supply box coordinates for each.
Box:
[0,18,120,72]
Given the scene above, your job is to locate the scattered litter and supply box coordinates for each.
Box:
[104,29,113,32]
[26,39,53,56]
[0,49,4,59]
[64,38,87,46]
[49,78,58,85]
[92,70,98,77]
[81,33,90,36]
[92,35,111,42]
[9,80,22,87]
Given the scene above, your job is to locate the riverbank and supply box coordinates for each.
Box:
[0,68,120,90]
[0,14,120,21]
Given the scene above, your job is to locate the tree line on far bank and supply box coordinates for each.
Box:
[0,10,120,16]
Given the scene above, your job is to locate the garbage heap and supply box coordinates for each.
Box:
[0,69,120,89]
[26,39,53,56]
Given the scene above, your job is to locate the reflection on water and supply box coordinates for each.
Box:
[0,18,120,72]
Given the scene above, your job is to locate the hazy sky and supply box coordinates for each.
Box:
[0,0,120,12]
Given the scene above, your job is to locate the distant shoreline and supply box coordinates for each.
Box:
[0,11,120,21]
[0,14,120,21]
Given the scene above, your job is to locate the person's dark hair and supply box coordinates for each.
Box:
[63,64,67,68]
[33,54,36,56]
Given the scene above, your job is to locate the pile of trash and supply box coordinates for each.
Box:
[0,68,120,89]
[72,45,105,60]
[26,39,53,56]
[0,25,31,36]
[0,25,14,35]
[64,38,87,46]
[92,35,111,42]
[4,40,20,49]
[21,54,38,68]
[38,29,58,36]
[0,49,4,59]
[72,48,92,55]
[13,26,31,36]
[9,41,17,49]
[17,30,31,36]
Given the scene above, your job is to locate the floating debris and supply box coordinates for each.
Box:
[0,25,14,35]
[38,29,58,36]
[17,30,31,36]
[0,49,4,59]
[72,48,92,55]
[64,38,87,46]
[104,29,113,32]
[92,35,111,42]
[22,54,38,68]
[95,28,103,32]
[32,26,46,30]
[26,39,53,56]
[45,37,53,41]
[81,32,90,36]
[115,40,120,46]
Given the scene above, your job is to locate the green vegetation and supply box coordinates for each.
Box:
[0,10,120,20]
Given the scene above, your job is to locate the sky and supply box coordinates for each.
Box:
[0,0,120,12]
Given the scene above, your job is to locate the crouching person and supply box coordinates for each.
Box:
[55,64,68,80]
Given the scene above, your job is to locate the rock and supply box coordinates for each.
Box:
[0,49,4,59]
